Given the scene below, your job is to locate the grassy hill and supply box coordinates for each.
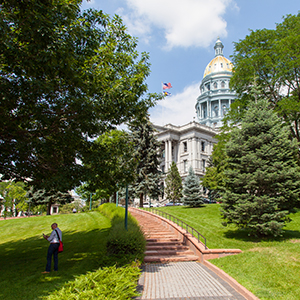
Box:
[0,211,139,300]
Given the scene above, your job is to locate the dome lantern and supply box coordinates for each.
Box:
[214,37,224,57]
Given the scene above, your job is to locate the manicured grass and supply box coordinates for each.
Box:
[0,211,140,300]
[157,204,300,300]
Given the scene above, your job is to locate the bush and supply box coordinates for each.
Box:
[43,263,141,300]
[98,203,146,261]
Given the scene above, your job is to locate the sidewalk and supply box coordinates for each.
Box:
[137,261,247,300]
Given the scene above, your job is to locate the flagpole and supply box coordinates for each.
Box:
[161,82,164,126]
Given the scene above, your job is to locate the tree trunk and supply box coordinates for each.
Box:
[47,201,52,215]
[139,192,144,208]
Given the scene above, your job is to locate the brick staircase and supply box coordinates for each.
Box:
[130,209,199,263]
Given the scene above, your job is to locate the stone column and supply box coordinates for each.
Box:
[168,140,172,171]
[164,140,168,171]
[192,138,196,170]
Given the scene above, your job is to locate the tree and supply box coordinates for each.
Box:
[0,181,27,217]
[26,189,73,215]
[201,131,229,200]
[221,99,300,237]
[129,117,161,207]
[182,167,203,207]
[0,0,159,192]
[229,13,300,153]
[81,129,137,200]
[165,161,182,204]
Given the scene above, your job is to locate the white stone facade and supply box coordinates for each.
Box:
[154,122,218,179]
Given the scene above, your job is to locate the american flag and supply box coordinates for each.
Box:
[163,82,172,90]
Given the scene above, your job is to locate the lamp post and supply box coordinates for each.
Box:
[125,185,128,230]
[89,193,93,211]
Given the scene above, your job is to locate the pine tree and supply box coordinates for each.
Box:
[129,117,161,207]
[221,99,300,237]
[182,167,203,207]
[165,161,182,204]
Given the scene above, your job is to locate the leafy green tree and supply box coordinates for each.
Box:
[129,117,161,207]
[182,167,203,207]
[221,99,300,237]
[230,13,300,153]
[82,129,137,201]
[0,0,159,192]
[165,161,182,204]
[0,181,27,217]
[26,189,73,215]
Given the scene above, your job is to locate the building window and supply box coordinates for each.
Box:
[213,82,217,89]
[201,141,205,152]
[220,63,223,68]
[202,159,206,171]
[221,81,225,88]
[184,160,188,172]
[183,141,187,152]
[53,207,57,214]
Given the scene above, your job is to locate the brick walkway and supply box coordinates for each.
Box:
[137,262,246,300]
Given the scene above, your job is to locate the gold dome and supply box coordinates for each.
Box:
[203,56,233,78]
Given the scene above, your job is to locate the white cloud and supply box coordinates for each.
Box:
[150,82,200,126]
[123,0,235,49]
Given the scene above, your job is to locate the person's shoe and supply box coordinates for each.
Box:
[41,271,50,274]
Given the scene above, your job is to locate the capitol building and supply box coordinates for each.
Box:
[155,38,237,181]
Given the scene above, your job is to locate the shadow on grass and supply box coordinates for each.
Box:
[223,227,300,243]
[0,228,133,300]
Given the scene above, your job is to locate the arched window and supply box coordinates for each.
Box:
[213,82,217,89]
[221,81,225,88]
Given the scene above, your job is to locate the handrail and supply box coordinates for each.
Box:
[137,207,207,249]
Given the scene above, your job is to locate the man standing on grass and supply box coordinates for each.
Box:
[42,223,62,274]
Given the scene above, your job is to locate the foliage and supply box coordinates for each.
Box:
[229,13,300,154]
[82,129,137,199]
[0,0,159,192]
[0,181,27,217]
[98,203,146,260]
[43,263,141,300]
[129,117,162,207]
[221,100,300,237]
[182,167,203,207]
[165,161,183,204]
[201,130,230,199]
[59,200,86,214]
[26,188,73,215]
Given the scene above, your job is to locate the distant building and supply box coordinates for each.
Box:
[155,39,236,199]
[196,38,236,128]
[154,122,217,179]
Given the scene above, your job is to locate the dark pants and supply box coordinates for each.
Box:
[46,243,59,272]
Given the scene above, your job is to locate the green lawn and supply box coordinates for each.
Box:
[157,204,300,300]
[0,212,111,300]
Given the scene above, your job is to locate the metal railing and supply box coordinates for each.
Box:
[137,207,207,249]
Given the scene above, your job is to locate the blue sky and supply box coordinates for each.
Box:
[81,0,299,126]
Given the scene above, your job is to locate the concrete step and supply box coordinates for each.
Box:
[144,254,199,263]
[146,238,181,243]
[145,249,195,256]
[146,245,190,251]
